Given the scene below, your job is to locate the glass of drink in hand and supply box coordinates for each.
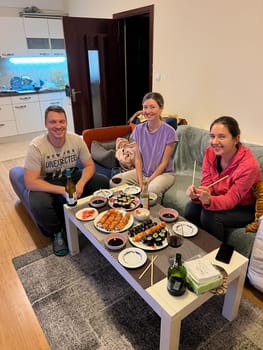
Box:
[111,167,123,185]
[167,229,184,248]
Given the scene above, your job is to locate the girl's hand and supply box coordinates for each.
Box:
[186,185,199,200]
[196,186,211,205]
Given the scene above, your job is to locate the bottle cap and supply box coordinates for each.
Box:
[65,168,71,176]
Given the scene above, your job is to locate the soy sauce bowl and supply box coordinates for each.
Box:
[159,208,179,223]
[89,195,107,208]
[104,233,127,251]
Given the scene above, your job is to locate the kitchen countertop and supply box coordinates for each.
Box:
[0,88,66,98]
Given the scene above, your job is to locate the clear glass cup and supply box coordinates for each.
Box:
[167,229,184,248]
[111,167,123,185]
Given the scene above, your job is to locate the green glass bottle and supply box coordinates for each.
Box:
[65,168,77,206]
[167,253,187,296]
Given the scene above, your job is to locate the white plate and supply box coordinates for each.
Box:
[93,189,112,198]
[94,209,134,233]
[128,236,168,251]
[75,208,98,221]
[118,247,147,269]
[122,185,141,195]
[172,221,198,237]
[108,195,141,211]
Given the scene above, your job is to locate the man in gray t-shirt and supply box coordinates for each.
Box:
[24,105,109,256]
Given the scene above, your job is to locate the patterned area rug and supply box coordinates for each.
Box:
[13,238,263,350]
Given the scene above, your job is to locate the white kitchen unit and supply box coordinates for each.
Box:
[63,96,75,132]
[48,19,65,56]
[23,17,65,56]
[39,92,64,129]
[0,96,17,137]
[11,94,43,134]
[0,17,28,57]
[23,17,51,56]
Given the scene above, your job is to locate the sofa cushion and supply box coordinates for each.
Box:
[90,140,116,169]
[163,175,193,215]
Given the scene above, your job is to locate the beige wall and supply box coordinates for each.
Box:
[64,0,263,144]
[2,0,262,143]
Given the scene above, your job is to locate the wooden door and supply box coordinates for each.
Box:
[63,16,126,134]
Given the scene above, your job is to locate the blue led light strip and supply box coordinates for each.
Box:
[9,57,66,64]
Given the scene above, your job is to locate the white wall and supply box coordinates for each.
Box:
[0,0,64,11]
[64,0,263,144]
[2,0,262,143]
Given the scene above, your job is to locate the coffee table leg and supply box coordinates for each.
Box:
[222,261,248,321]
[64,207,80,256]
[160,313,180,350]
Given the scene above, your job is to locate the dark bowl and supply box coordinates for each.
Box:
[89,195,107,208]
[159,208,179,223]
[104,233,127,251]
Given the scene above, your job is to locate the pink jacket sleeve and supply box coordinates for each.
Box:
[201,146,261,211]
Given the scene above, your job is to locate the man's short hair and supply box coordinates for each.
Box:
[44,105,67,122]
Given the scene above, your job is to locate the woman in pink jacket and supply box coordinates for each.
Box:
[185,116,261,242]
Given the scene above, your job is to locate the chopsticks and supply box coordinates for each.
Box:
[139,256,158,283]
[207,175,229,188]
[192,160,196,186]
[151,256,154,286]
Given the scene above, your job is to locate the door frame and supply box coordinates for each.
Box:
[113,5,154,115]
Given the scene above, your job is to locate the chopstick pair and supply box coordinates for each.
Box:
[139,256,157,285]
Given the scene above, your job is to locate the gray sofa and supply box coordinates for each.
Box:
[9,124,262,257]
[163,125,263,257]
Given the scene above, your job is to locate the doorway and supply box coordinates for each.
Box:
[114,6,153,118]
[63,5,153,134]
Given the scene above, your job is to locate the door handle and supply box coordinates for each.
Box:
[71,88,82,102]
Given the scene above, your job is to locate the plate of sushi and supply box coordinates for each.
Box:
[128,218,168,251]
[108,191,141,211]
[94,208,134,233]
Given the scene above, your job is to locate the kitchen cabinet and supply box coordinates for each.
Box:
[0,96,17,137]
[23,17,65,56]
[23,18,50,56]
[0,17,27,57]
[11,94,43,134]
[63,96,75,132]
[48,19,65,56]
[39,92,64,129]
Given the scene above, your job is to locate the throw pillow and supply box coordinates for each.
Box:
[246,180,263,233]
[90,140,116,169]
[116,137,136,170]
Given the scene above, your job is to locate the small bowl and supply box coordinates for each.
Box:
[89,195,107,208]
[134,208,150,221]
[104,233,127,251]
[149,192,158,206]
[159,208,179,222]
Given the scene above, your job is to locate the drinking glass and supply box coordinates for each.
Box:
[167,229,184,248]
[111,167,123,185]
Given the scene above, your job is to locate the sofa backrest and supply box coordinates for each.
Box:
[82,124,136,151]
[174,125,263,178]
[174,125,209,177]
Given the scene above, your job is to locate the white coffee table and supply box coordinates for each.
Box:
[64,197,248,350]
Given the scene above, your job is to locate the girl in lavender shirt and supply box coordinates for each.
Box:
[121,92,178,198]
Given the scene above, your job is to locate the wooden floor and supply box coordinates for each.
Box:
[0,157,262,350]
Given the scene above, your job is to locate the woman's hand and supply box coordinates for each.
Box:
[186,185,211,205]
[196,186,211,205]
[186,185,199,200]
